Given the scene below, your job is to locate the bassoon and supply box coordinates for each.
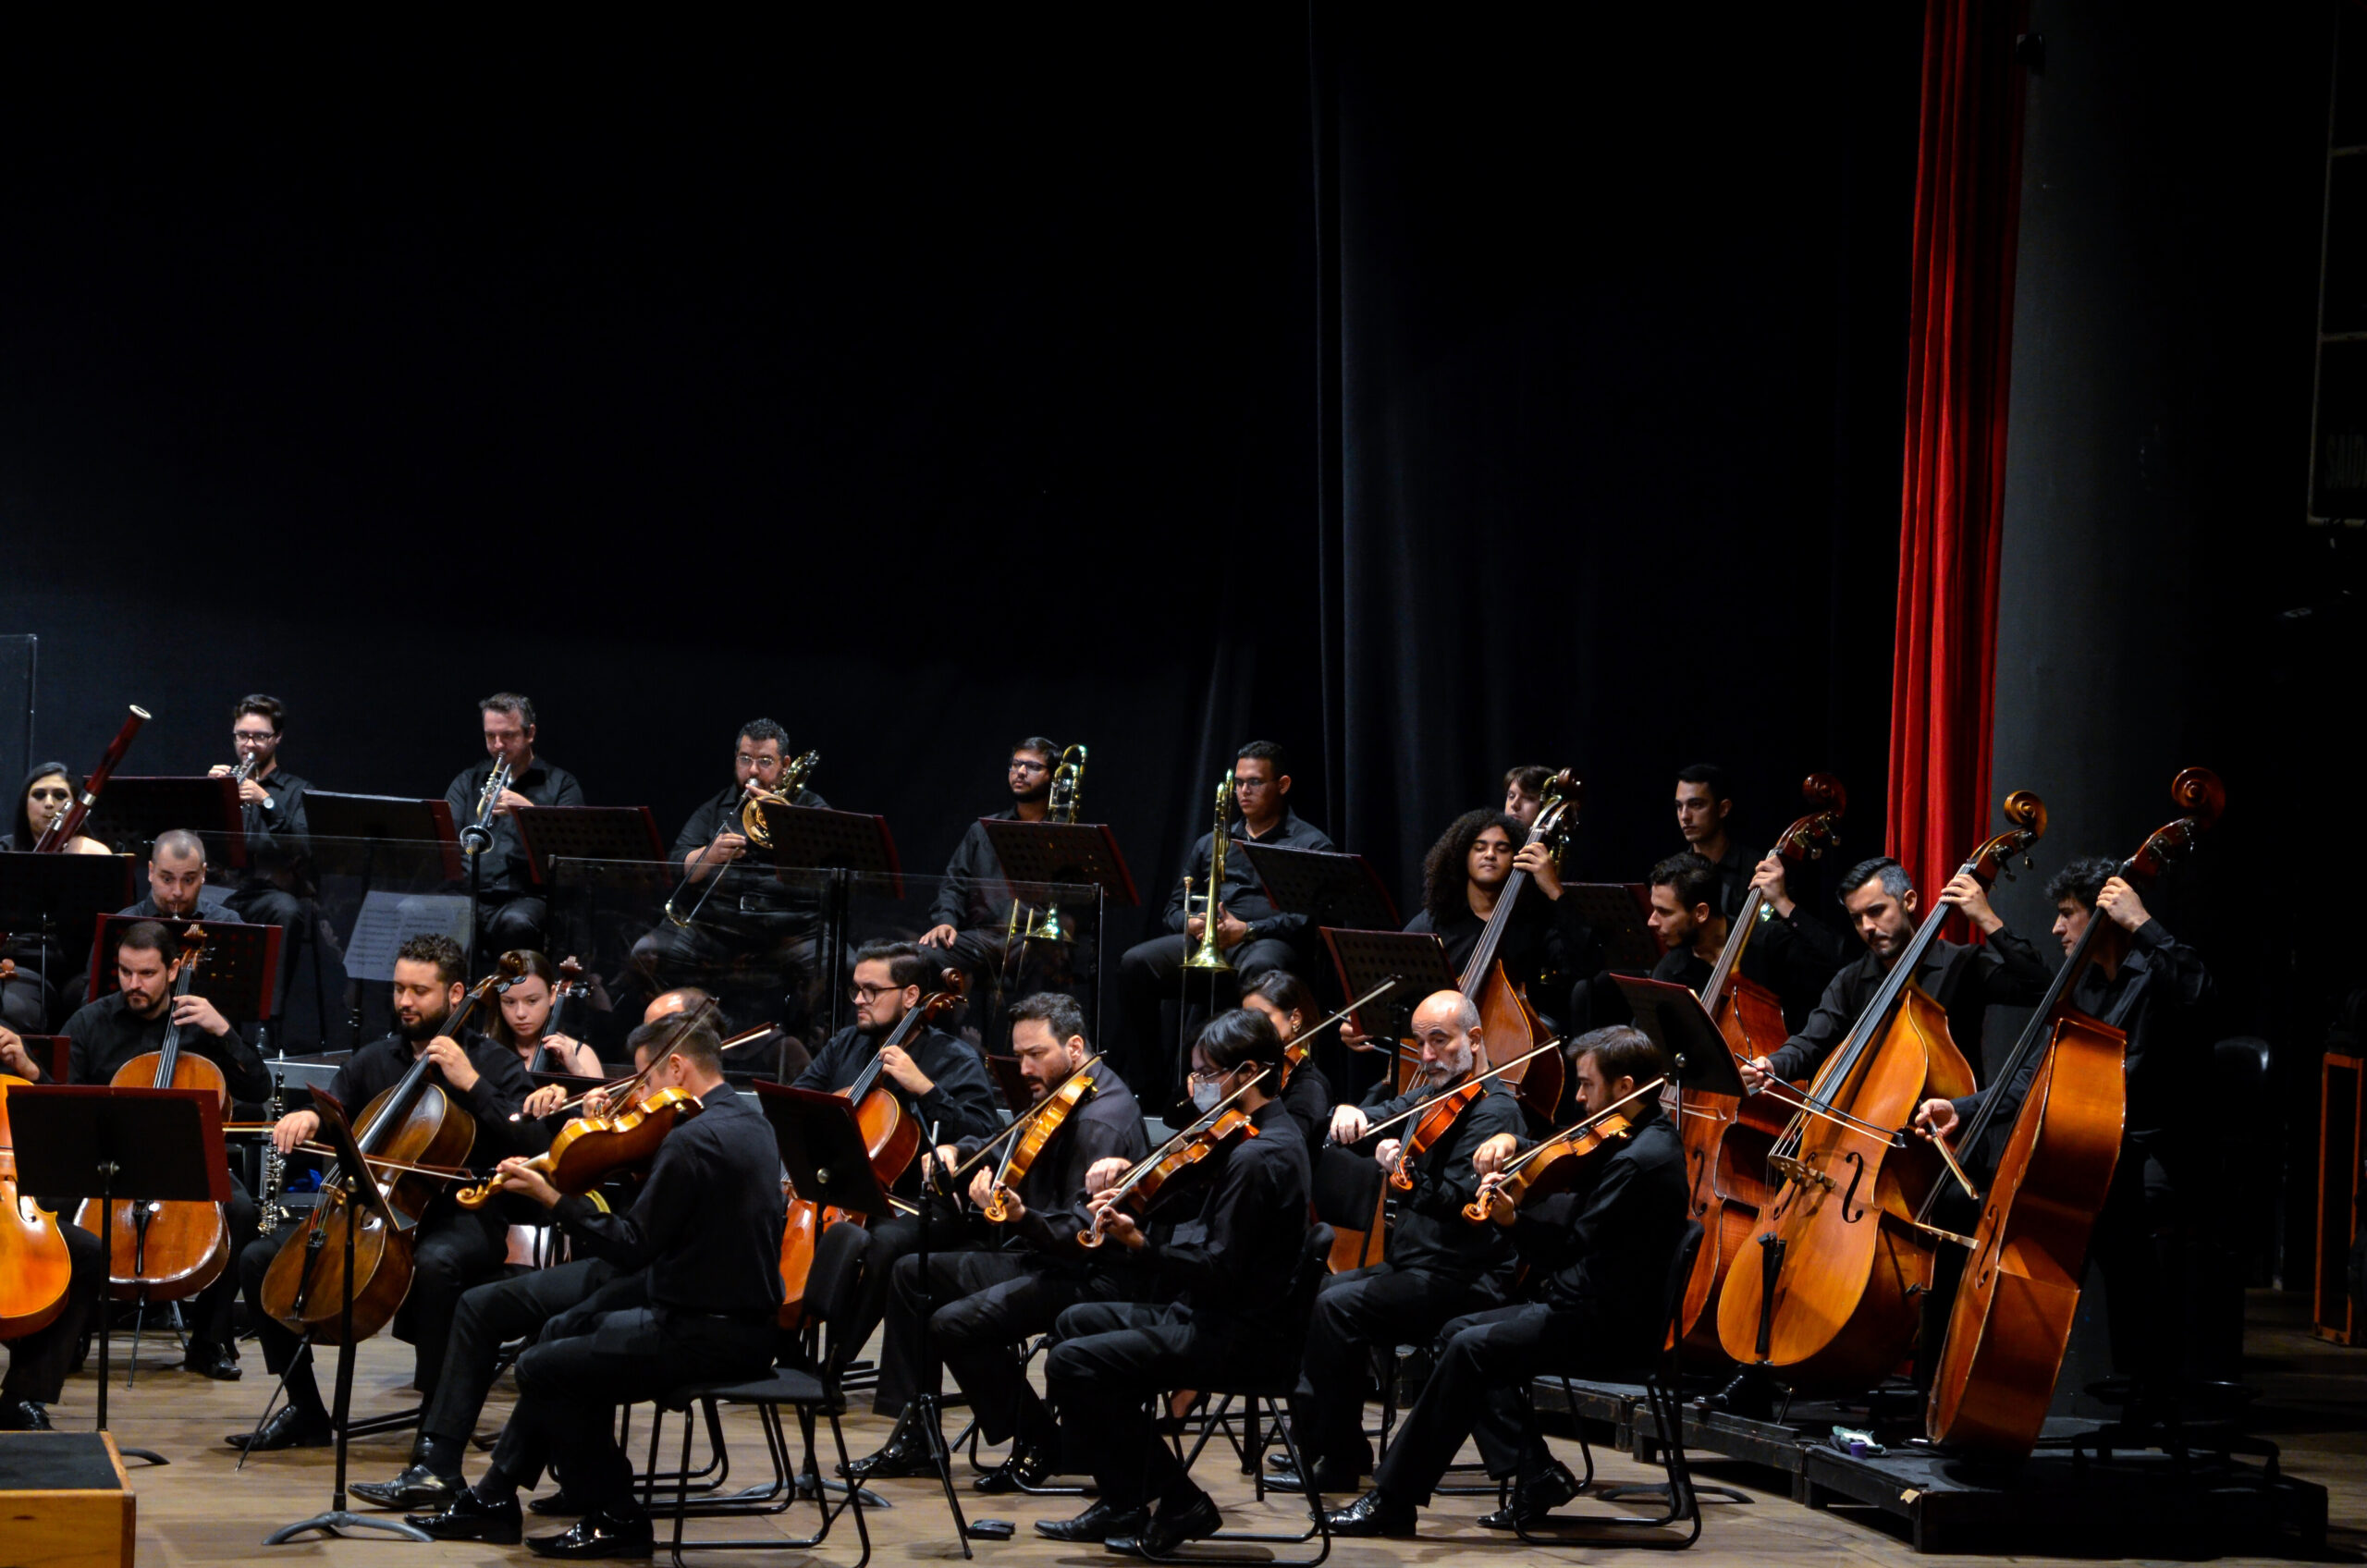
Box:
[35,704,150,851]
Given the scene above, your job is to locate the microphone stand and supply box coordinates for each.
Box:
[907,1122,976,1556]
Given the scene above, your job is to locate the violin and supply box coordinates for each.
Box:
[78,926,232,1304]
[1368,1038,1560,1191]
[1080,1106,1257,1248]
[979,1057,1100,1223]
[1465,1114,1635,1226]
[454,1086,705,1209]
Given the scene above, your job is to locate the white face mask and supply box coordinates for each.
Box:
[1191,1072,1228,1114]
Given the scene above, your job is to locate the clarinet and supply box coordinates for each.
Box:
[257,1070,287,1236]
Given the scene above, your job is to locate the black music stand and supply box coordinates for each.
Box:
[84,913,282,1022]
[260,1089,432,1544]
[1242,843,1399,932]
[0,850,137,1011]
[12,1083,231,1465]
[758,806,902,1041]
[1320,928,1454,1039]
[1610,976,1746,1098]
[1564,883,1661,972]
[80,776,248,869]
[514,806,666,877]
[977,819,1136,1048]
[303,793,464,1038]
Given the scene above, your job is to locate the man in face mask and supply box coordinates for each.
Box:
[1282,991,1527,1495]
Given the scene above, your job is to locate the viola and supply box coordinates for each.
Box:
[0,1065,72,1339]
[1461,1075,1664,1225]
[1080,1105,1257,1248]
[453,1086,705,1210]
[1925,768,2224,1457]
[981,1060,1099,1223]
[1715,794,2045,1390]
[77,926,231,1304]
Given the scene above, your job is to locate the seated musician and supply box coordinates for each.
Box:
[793,941,1000,1386]
[10,921,267,1380]
[1502,764,1552,827]
[209,694,311,931]
[1242,969,1333,1147]
[231,933,543,1451]
[1328,1025,1686,1537]
[0,1037,104,1430]
[1294,988,1523,1494]
[402,1013,783,1558]
[846,992,1149,1489]
[445,692,584,955]
[490,949,602,1078]
[1036,1009,1311,1554]
[1915,855,2216,1407]
[1116,741,1333,1107]
[1676,763,1847,1022]
[919,734,1057,994]
[1643,851,1729,991]
[4,763,111,1030]
[121,827,240,923]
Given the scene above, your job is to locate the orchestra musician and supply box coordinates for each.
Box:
[120,828,240,923]
[1293,989,1523,1494]
[231,934,543,1451]
[1915,856,2218,1404]
[1674,764,1848,1023]
[1242,969,1333,1147]
[919,735,1057,992]
[401,1013,784,1558]
[1116,741,1333,1105]
[1643,852,1729,989]
[844,992,1149,1490]
[1502,765,1552,827]
[3,762,111,1030]
[208,694,311,932]
[446,693,583,955]
[1327,1025,1686,1537]
[0,1025,105,1428]
[1035,1009,1310,1553]
[488,950,602,1078]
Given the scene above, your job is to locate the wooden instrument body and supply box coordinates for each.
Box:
[1469,958,1564,1121]
[983,1074,1093,1223]
[457,1088,704,1209]
[1715,983,1974,1386]
[1085,1108,1256,1245]
[77,1049,231,1303]
[1675,971,1791,1351]
[1926,1009,2125,1454]
[0,1073,73,1338]
[1390,1077,1485,1192]
[261,1080,476,1343]
[1466,1115,1632,1225]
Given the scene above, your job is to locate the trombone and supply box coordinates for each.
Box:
[664,750,821,930]
[1000,744,1086,986]
[1182,772,1235,972]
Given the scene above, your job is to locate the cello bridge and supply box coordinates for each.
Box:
[1768,1154,1836,1193]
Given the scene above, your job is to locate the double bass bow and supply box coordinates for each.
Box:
[1715,792,2046,1390]
[1923,768,2225,1457]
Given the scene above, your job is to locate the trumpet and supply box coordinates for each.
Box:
[1182,772,1235,972]
[461,755,513,853]
[738,749,819,850]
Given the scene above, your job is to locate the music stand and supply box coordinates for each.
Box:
[0,851,137,999]
[12,1084,231,1465]
[758,807,902,1042]
[1242,843,1400,931]
[84,913,282,1020]
[977,819,1135,1051]
[260,1089,432,1544]
[1610,976,1747,1098]
[514,806,666,879]
[1320,928,1454,1037]
[300,792,465,882]
[1564,883,1662,972]
[80,776,249,869]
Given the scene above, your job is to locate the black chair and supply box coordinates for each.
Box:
[645,1219,871,1568]
[1506,1219,1706,1549]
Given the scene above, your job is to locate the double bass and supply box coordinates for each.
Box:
[1715,793,2045,1389]
[260,956,521,1343]
[1925,768,2224,1456]
[1674,774,1846,1350]
[78,926,231,1303]
[0,1055,73,1338]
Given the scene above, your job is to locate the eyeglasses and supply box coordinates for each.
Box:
[1009,761,1049,775]
[1186,1066,1234,1086]
[850,983,905,1003]
[232,729,278,741]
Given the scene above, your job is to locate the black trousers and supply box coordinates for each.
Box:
[887,1249,1119,1447]
[1046,1300,1288,1514]
[189,1177,259,1354]
[2091,1133,2196,1391]
[1373,1301,1611,1505]
[239,1207,509,1417]
[2,1219,103,1404]
[1296,1262,1500,1476]
[1117,934,1297,1107]
[420,1258,623,1452]
[488,1305,775,1516]
[477,893,548,957]
[846,1213,973,1416]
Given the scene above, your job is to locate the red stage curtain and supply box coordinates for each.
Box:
[1887,0,2029,903]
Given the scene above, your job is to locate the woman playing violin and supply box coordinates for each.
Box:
[1242,969,1333,1147]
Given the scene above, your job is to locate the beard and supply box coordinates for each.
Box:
[399,1003,452,1042]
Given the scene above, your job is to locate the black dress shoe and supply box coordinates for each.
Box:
[839,1430,934,1481]
[1034,1499,1148,1542]
[1478,1459,1581,1529]
[226,1405,332,1451]
[1324,1488,1417,1537]
[529,1490,597,1517]
[525,1509,656,1559]
[0,1399,53,1432]
[351,1464,462,1511]
[1264,1458,1365,1495]
[183,1342,242,1381]
[406,1489,524,1544]
[973,1439,1057,1494]
[1107,1492,1222,1558]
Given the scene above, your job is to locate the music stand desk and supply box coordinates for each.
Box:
[754,1082,896,1222]
[84,913,281,1021]
[1610,975,1748,1096]
[1320,927,1455,1036]
[81,777,247,868]
[978,820,1140,909]
[515,806,666,885]
[1565,883,1661,972]
[1244,843,1398,931]
[756,805,902,899]
[0,851,138,963]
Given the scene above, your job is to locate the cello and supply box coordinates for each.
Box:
[1674,774,1846,1351]
[77,926,231,1304]
[1924,768,2224,1456]
[1715,792,2046,1390]
[260,955,521,1343]
[0,997,74,1335]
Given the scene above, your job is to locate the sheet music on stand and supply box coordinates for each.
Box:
[341,890,473,983]
[80,776,249,868]
[1564,882,1662,972]
[1243,843,1399,931]
[979,820,1139,908]
[1320,927,1454,1038]
[84,913,282,1022]
[514,806,666,883]
[301,791,465,883]
[755,802,903,899]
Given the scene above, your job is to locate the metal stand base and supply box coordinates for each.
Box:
[264,1510,432,1545]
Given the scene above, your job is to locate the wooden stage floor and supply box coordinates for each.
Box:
[27,1291,2365,1566]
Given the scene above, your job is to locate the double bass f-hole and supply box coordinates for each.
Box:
[1837,1149,1870,1223]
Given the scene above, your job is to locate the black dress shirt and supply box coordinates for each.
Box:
[1277,1057,1332,1150]
[1140,1097,1309,1335]
[959,1059,1150,1260]
[1407,891,1598,998]
[796,1023,1003,1190]
[117,890,243,924]
[1354,1074,1523,1286]
[931,809,1020,930]
[61,989,272,1101]
[1762,928,2051,1084]
[551,1087,786,1319]
[445,758,584,895]
[245,767,312,846]
[1650,947,1713,993]
[669,782,828,909]
[1696,840,1849,1023]
[1511,1109,1687,1359]
[324,1029,545,1175]
[1158,809,1336,945]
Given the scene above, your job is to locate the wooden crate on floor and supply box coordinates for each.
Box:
[0,1431,134,1568]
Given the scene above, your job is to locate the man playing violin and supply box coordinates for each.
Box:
[446,692,584,956]
[846,992,1150,1489]
[1292,989,1524,1495]
[231,934,543,1452]
[1329,1025,1686,1537]
[403,1014,784,1558]
[1035,1009,1311,1554]
[1914,856,2217,1404]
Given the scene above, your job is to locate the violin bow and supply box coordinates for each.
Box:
[1341,1037,1564,1145]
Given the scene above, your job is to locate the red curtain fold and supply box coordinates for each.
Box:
[1887,0,2029,905]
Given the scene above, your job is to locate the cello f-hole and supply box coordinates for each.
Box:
[1838,1150,1869,1223]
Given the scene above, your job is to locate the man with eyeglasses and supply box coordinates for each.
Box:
[793,941,1002,1384]
[919,734,1060,995]
[208,693,313,938]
